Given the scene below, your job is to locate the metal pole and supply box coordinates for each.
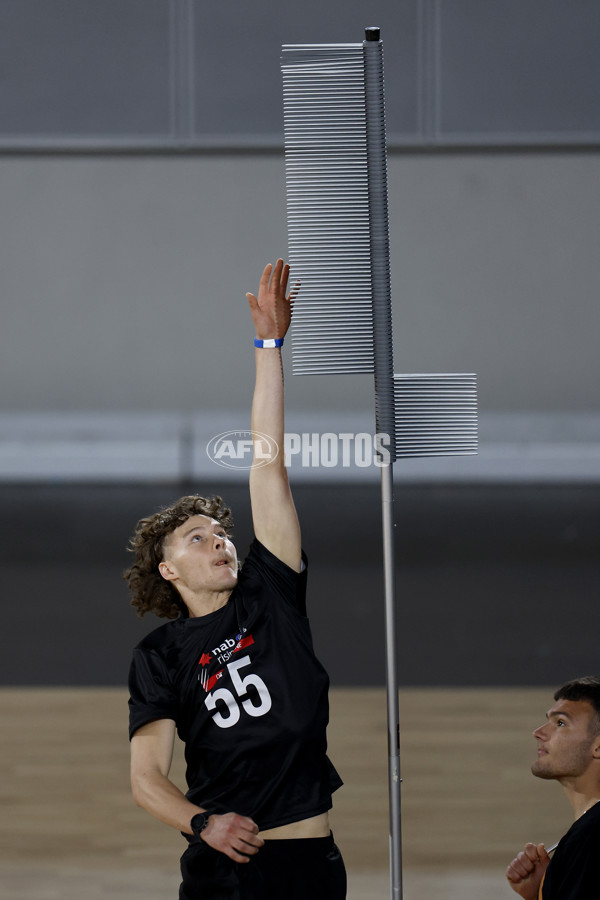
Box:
[381,460,402,899]
[364,29,403,898]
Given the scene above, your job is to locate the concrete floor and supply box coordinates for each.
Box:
[1,687,556,900]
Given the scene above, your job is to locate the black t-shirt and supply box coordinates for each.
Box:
[128,539,342,831]
[541,801,600,899]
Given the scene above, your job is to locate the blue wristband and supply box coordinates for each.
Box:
[254,337,284,348]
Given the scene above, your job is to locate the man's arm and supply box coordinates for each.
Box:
[246,259,301,572]
[130,718,263,862]
[506,842,550,899]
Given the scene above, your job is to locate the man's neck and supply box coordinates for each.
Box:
[564,784,600,820]
[183,589,233,618]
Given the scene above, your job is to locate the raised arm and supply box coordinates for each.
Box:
[246,259,301,572]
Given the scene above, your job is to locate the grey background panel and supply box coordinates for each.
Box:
[438,0,600,139]
[1,152,599,414]
[0,0,172,137]
[1,0,599,148]
[191,0,418,138]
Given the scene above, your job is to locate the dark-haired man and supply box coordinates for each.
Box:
[125,260,346,899]
[506,675,600,899]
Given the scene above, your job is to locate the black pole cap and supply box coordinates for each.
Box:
[365,27,380,41]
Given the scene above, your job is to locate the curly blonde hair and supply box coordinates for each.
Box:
[123,495,234,619]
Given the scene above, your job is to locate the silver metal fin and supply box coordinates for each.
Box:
[393,374,478,458]
[282,44,375,375]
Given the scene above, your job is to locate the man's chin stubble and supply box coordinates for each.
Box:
[531,761,554,779]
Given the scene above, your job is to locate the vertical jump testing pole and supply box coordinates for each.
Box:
[364,27,403,897]
[282,28,478,900]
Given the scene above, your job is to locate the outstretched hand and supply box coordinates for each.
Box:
[246,259,297,341]
[506,842,550,898]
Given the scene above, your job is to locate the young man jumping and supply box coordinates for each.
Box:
[125,260,346,899]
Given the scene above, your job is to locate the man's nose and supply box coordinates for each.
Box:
[533,723,548,740]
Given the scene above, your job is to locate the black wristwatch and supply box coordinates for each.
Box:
[190,811,213,839]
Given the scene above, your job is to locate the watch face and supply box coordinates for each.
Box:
[191,813,207,835]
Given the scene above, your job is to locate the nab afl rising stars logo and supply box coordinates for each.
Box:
[198,629,271,729]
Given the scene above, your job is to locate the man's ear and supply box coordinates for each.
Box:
[158,560,177,582]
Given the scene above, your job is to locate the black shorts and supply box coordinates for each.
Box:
[179,832,347,900]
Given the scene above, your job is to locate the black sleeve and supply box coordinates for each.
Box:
[128,647,178,739]
[544,817,600,899]
[240,539,308,616]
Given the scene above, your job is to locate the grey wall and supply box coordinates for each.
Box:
[1,151,599,415]
[2,0,599,149]
[1,0,599,469]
